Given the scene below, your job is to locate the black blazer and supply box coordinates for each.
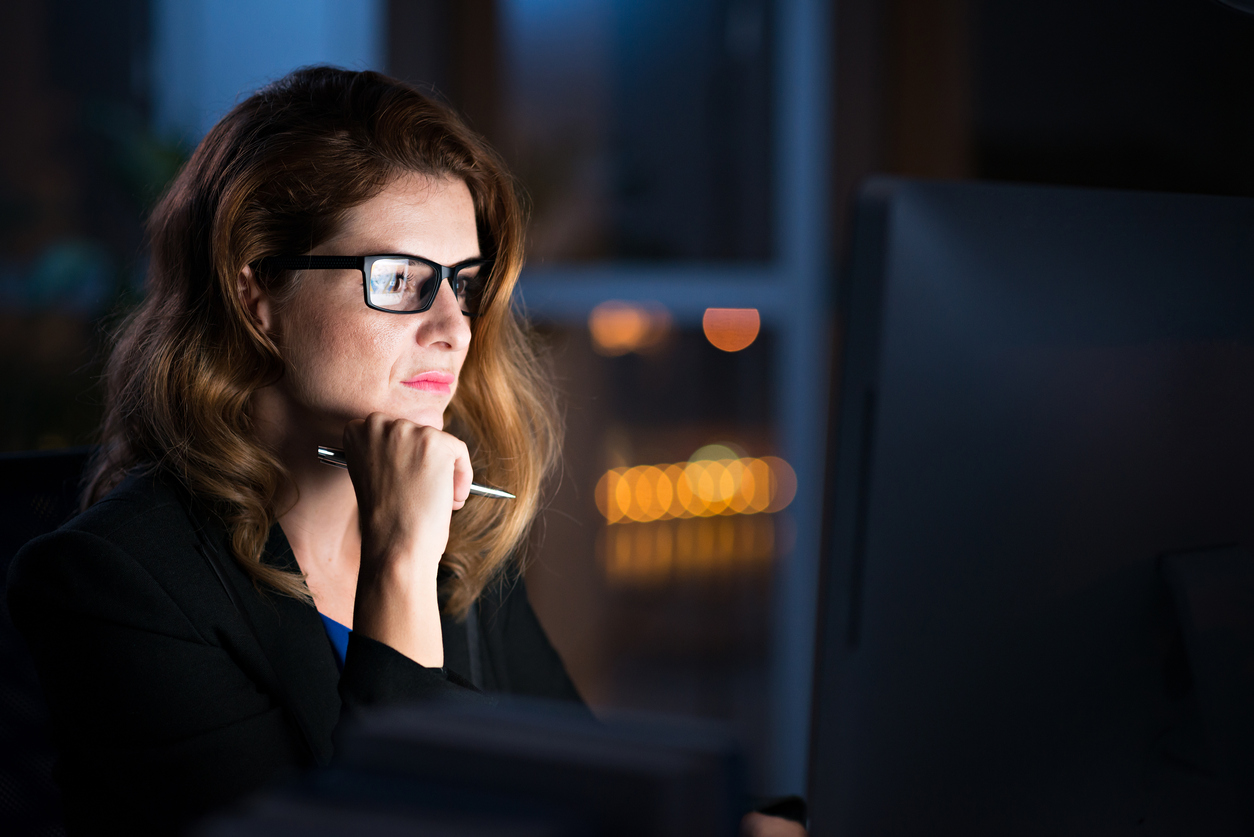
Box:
[6,469,581,835]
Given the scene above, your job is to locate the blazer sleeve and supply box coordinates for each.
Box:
[339,631,487,708]
[6,528,307,834]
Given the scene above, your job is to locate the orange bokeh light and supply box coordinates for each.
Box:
[597,455,796,523]
[589,301,672,356]
[702,308,760,352]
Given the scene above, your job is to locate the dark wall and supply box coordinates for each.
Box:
[976,0,1254,196]
[834,0,1254,256]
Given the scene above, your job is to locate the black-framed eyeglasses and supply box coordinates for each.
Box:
[257,254,493,316]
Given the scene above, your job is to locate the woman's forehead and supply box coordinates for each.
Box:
[319,173,479,262]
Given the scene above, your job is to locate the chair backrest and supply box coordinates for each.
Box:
[0,447,92,837]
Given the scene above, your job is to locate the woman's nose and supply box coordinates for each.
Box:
[418,277,472,350]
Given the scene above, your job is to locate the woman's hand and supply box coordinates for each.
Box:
[740,812,808,837]
[342,412,473,668]
[343,412,473,562]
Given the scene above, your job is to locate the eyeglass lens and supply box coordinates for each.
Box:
[367,258,486,314]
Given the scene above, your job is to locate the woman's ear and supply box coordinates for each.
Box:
[237,265,275,333]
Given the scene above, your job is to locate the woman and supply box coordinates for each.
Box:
[8,67,804,836]
[8,66,573,833]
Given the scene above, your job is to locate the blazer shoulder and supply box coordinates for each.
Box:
[7,469,226,630]
[62,469,197,552]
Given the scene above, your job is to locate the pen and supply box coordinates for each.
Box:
[315,445,517,500]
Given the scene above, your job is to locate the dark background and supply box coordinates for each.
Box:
[2,0,1254,797]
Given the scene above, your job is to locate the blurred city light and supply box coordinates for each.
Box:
[595,456,797,523]
[588,300,672,356]
[601,515,775,587]
[689,442,743,461]
[701,308,760,352]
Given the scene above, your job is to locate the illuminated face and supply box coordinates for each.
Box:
[271,173,477,436]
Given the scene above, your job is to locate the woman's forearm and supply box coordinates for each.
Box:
[352,557,445,668]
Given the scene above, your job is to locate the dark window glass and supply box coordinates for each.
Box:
[496,0,773,263]
[526,321,783,787]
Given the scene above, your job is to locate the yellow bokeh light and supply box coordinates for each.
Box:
[690,442,741,461]
[694,461,718,504]
[761,456,797,512]
[726,459,750,513]
[637,465,672,521]
[681,461,706,516]
[595,471,608,518]
[652,467,674,519]
[747,458,772,512]
[717,461,737,511]
[633,467,655,520]
[597,455,797,523]
[664,463,686,518]
[619,467,641,522]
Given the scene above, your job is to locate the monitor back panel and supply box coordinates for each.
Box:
[809,179,1254,835]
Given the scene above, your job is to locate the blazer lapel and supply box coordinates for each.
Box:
[185,500,341,767]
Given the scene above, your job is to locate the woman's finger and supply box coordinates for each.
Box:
[450,438,473,510]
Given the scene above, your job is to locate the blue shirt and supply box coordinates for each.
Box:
[319,613,351,671]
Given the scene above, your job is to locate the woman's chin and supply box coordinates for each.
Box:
[307,400,447,434]
[394,407,446,431]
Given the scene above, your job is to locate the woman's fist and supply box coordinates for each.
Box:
[342,412,472,574]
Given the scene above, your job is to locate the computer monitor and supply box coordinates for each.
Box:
[809,178,1254,835]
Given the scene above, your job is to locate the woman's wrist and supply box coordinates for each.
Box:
[353,556,444,668]
[359,538,441,585]
[358,514,448,573]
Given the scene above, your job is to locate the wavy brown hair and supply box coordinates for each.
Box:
[86,66,560,617]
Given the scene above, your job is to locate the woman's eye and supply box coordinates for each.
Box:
[372,271,406,293]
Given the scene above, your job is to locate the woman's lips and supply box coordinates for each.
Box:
[401,371,455,394]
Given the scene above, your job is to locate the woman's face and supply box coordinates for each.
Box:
[268,173,477,437]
